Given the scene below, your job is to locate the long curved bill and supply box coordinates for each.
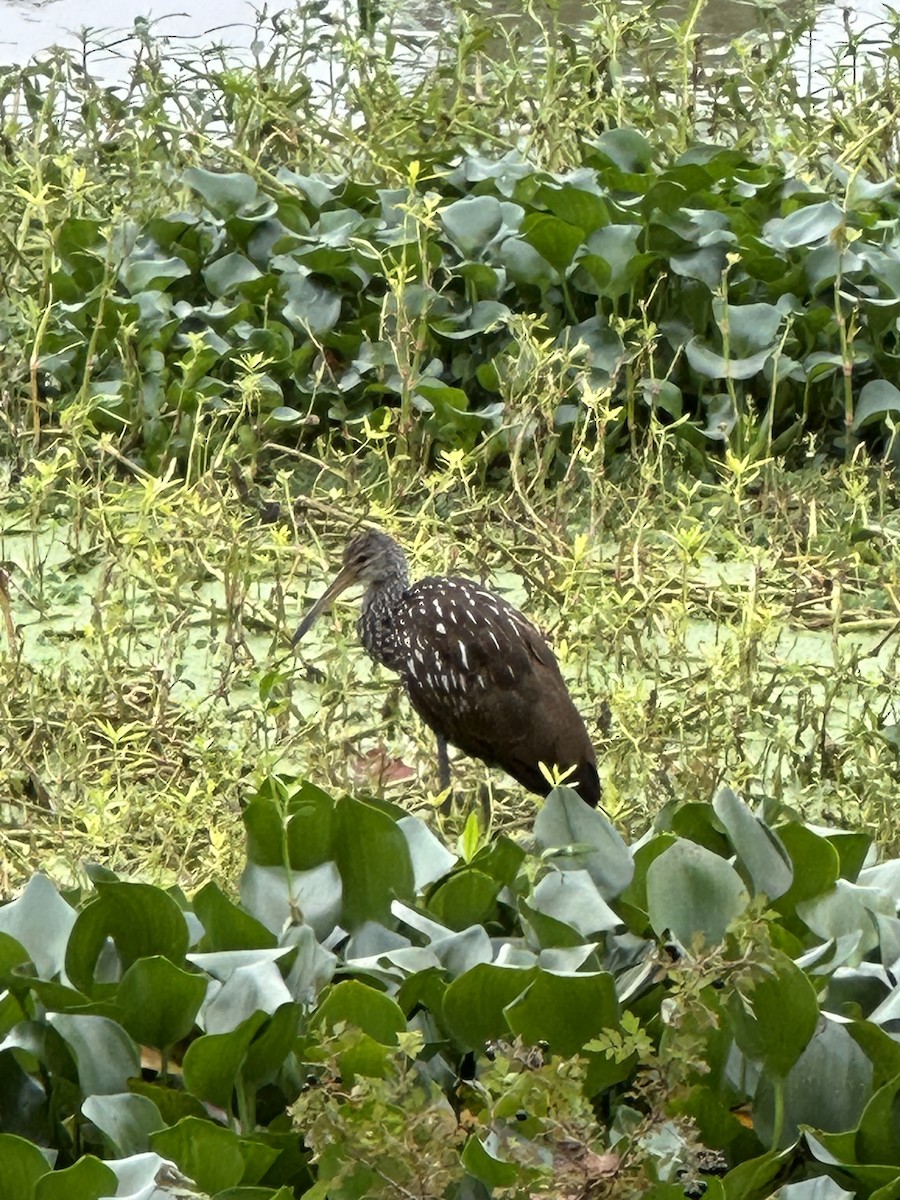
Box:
[292,565,359,645]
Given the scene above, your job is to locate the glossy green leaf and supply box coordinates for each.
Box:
[193,883,277,952]
[764,201,843,249]
[712,788,793,900]
[505,969,618,1055]
[333,796,415,929]
[755,1017,873,1147]
[116,956,207,1049]
[461,1133,520,1188]
[65,882,189,996]
[520,214,583,273]
[0,1133,52,1200]
[594,128,653,171]
[442,964,536,1050]
[428,869,500,930]
[203,253,263,297]
[151,1117,247,1194]
[773,824,840,915]
[82,1092,164,1156]
[686,338,775,381]
[243,781,336,870]
[34,1155,117,1200]
[182,1012,267,1110]
[727,951,818,1076]
[314,980,406,1044]
[120,254,191,294]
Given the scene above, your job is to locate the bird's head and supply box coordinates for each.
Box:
[292,529,408,645]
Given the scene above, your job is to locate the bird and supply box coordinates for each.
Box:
[293,529,599,808]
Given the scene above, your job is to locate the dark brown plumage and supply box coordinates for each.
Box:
[293,529,599,807]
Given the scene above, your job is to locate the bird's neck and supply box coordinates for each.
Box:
[359,572,409,669]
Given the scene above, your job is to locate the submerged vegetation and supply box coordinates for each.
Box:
[1,0,900,1196]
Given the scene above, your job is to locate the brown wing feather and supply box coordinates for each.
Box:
[394,578,599,806]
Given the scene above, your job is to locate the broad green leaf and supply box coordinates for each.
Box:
[505,969,618,1055]
[243,1002,302,1088]
[240,862,342,941]
[65,882,189,996]
[200,962,292,1034]
[0,875,76,980]
[441,195,504,256]
[120,254,191,294]
[47,1013,140,1097]
[193,883,277,952]
[856,1074,900,1166]
[334,796,415,929]
[534,787,634,898]
[461,1134,520,1188]
[0,1053,49,1144]
[538,182,610,235]
[755,1018,873,1148]
[722,1146,795,1200]
[797,880,892,955]
[764,201,843,249]
[34,1155,117,1200]
[442,963,536,1050]
[151,1117,246,1194]
[397,816,457,889]
[773,825,840,915]
[713,301,783,356]
[646,841,748,947]
[712,788,793,900]
[182,167,259,216]
[848,1019,900,1088]
[243,781,336,870]
[727,951,818,1077]
[203,253,263,297]
[283,923,337,1004]
[314,980,406,1044]
[116,956,207,1049]
[768,1179,854,1199]
[0,1133,52,1200]
[529,869,622,936]
[686,338,775,381]
[852,380,900,430]
[520,213,583,274]
[667,802,730,856]
[428,869,500,930]
[670,245,727,289]
[283,275,341,334]
[498,237,559,288]
[594,128,653,171]
[82,1092,164,1156]
[182,1012,268,1110]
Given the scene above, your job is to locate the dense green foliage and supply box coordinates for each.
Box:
[2,2,900,476]
[24,146,900,477]
[3,779,900,1198]
[2,4,900,1198]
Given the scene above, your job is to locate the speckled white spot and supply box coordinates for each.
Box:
[436,622,446,634]
[458,641,468,668]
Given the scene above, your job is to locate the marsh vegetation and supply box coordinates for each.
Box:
[1,2,900,1197]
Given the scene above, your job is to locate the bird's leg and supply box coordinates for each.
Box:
[437,735,453,814]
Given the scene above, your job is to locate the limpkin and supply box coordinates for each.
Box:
[293,529,599,808]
